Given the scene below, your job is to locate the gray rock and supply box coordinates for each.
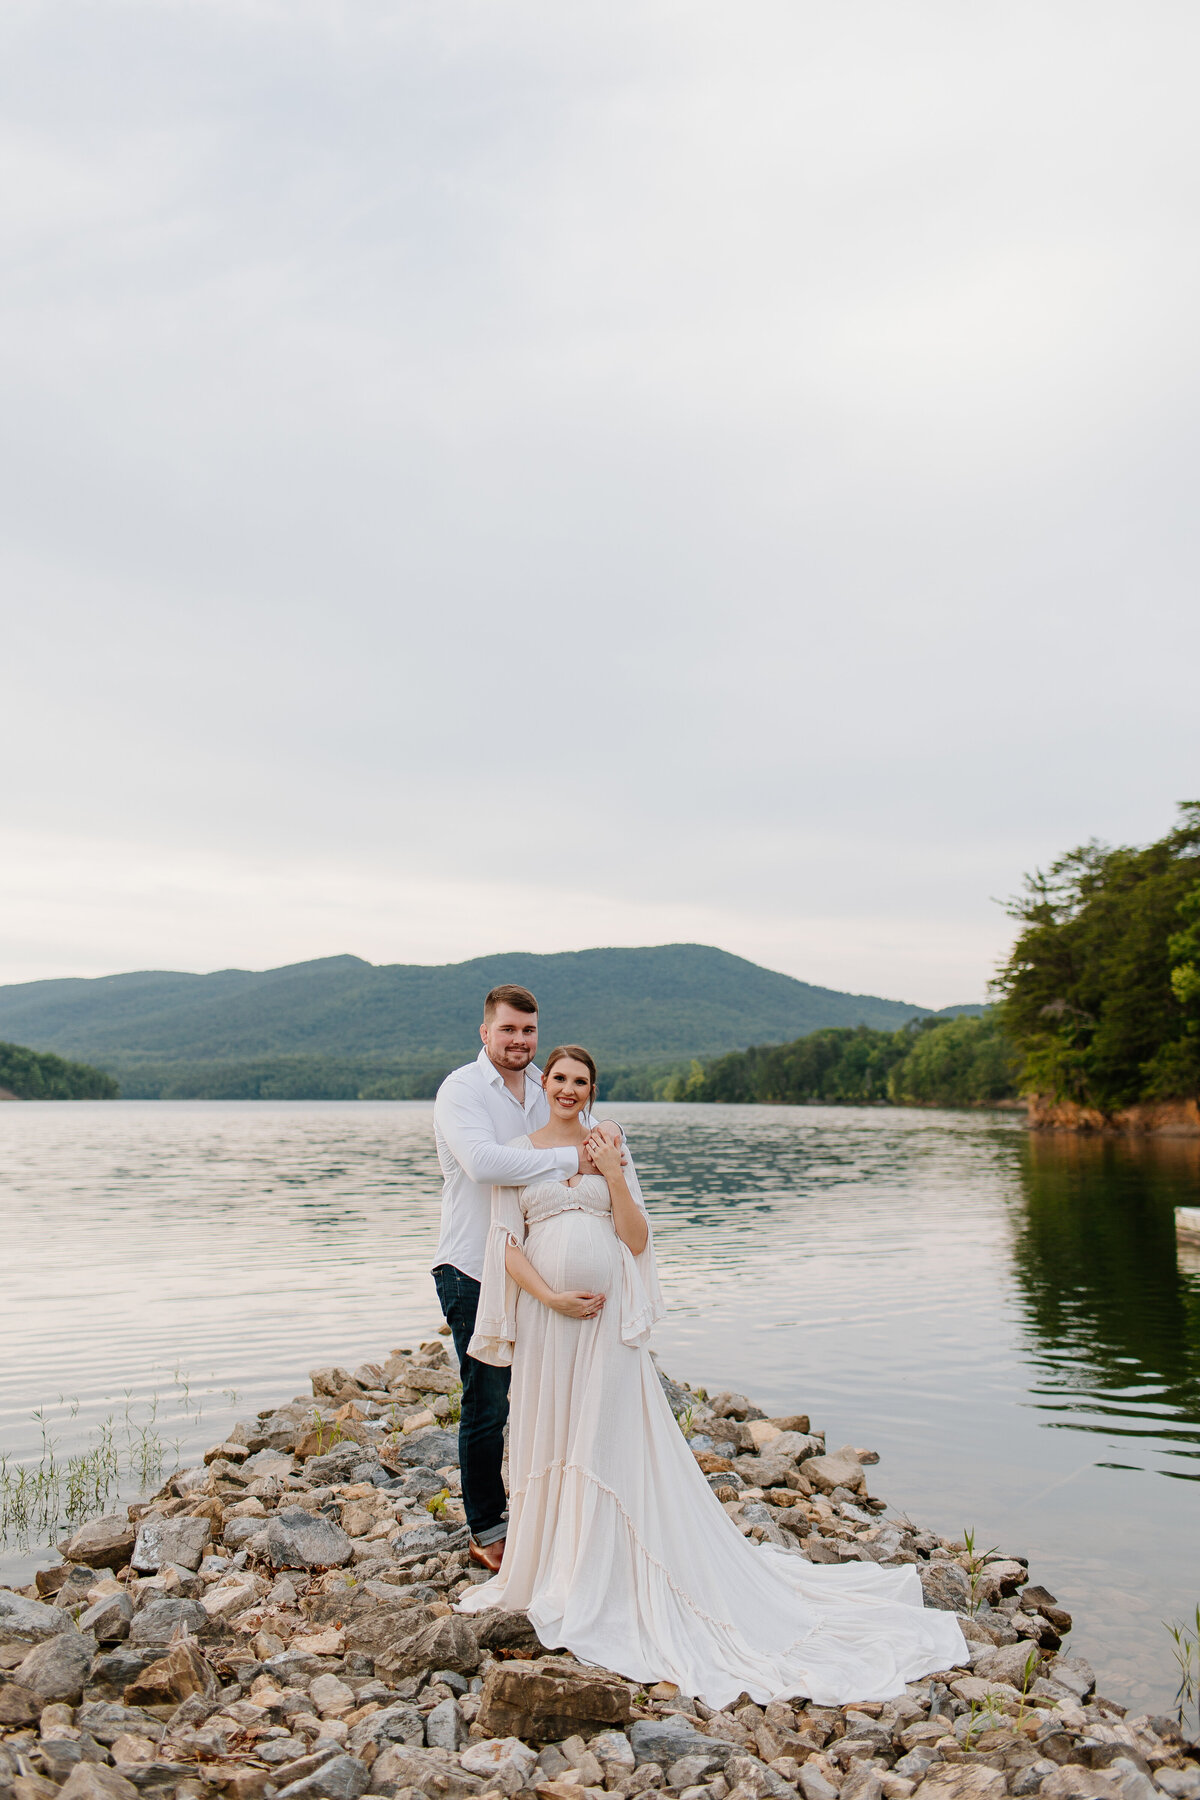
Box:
[0,1590,74,1647]
[895,1749,939,1781]
[78,1592,133,1643]
[1109,1760,1159,1800]
[376,1614,480,1679]
[920,1563,972,1611]
[275,1752,371,1799]
[656,1367,694,1417]
[429,1669,469,1695]
[368,1744,485,1798]
[56,1766,140,1800]
[1155,1774,1200,1800]
[310,1673,356,1717]
[37,1735,108,1783]
[15,1629,95,1703]
[669,1754,727,1787]
[1047,1656,1095,1700]
[222,1516,267,1551]
[592,1731,637,1778]
[267,1506,354,1569]
[131,1516,211,1575]
[725,1752,801,1800]
[127,1597,208,1646]
[395,1522,468,1558]
[76,1704,165,1748]
[803,1445,867,1495]
[260,1737,310,1765]
[840,1769,884,1800]
[630,1719,736,1769]
[347,1702,426,1757]
[425,1697,465,1751]
[304,1444,370,1485]
[799,1767,840,1800]
[83,1648,163,1701]
[60,1515,137,1572]
[708,1391,765,1421]
[387,1428,459,1470]
[1011,1764,1057,1797]
[54,1566,101,1609]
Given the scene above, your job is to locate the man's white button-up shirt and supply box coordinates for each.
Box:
[432,1047,581,1282]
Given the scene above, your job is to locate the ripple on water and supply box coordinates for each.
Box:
[2,1098,1199,1713]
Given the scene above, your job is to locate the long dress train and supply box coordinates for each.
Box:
[457,1142,966,1708]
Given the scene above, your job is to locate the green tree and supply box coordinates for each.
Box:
[0,1041,119,1100]
[996,801,1200,1110]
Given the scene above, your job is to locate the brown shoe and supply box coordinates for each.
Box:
[469,1536,505,1573]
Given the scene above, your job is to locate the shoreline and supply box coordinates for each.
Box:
[2,1344,1197,1800]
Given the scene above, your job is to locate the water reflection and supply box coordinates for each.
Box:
[1012,1133,1200,1479]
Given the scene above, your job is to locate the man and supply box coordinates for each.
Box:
[432,983,614,1571]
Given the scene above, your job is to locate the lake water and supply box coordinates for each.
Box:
[2,1099,1198,1713]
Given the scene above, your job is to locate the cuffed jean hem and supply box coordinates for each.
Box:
[472,1519,508,1547]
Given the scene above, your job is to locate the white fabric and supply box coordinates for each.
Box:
[468,1144,666,1368]
[431,1049,579,1281]
[460,1146,967,1707]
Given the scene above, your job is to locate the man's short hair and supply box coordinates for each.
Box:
[483,984,539,1022]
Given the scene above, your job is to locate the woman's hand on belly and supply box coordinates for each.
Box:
[549,1289,605,1320]
[505,1238,606,1319]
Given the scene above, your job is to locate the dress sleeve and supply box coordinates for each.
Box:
[466,1184,526,1367]
[616,1144,667,1349]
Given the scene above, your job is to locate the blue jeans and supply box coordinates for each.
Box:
[432,1264,511,1545]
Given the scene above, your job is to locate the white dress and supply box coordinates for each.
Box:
[458,1142,966,1707]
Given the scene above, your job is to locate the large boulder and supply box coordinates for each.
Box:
[60,1516,137,1571]
[130,1516,211,1574]
[0,1591,74,1648]
[477,1656,632,1742]
[266,1507,353,1569]
[13,1629,95,1703]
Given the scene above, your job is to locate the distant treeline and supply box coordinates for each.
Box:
[0,1040,119,1100]
[996,800,1200,1112]
[111,1057,454,1101]
[674,1013,1019,1108]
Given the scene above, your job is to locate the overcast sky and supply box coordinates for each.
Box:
[2,1,1197,1007]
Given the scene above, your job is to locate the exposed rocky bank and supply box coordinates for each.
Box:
[2,1342,1196,1800]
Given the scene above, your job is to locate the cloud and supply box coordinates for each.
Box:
[2,0,1198,1005]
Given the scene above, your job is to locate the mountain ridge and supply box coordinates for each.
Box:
[0,943,980,1077]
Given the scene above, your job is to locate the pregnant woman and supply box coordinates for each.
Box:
[457,1045,966,1706]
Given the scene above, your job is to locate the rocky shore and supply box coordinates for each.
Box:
[2,1340,1197,1800]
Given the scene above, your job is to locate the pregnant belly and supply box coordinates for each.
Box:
[526,1210,620,1296]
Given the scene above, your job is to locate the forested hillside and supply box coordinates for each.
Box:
[678,1013,1016,1108]
[996,801,1200,1113]
[0,943,964,1099]
[0,1041,119,1100]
